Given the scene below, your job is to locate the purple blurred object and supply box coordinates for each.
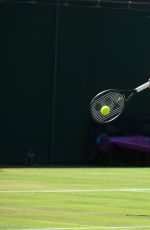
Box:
[100,135,150,153]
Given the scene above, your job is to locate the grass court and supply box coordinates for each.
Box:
[1,167,150,229]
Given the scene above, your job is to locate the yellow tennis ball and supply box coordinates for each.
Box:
[100,105,110,116]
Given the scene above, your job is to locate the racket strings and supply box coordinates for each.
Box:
[91,105,123,123]
[91,104,123,123]
[94,93,124,111]
[90,91,125,123]
[93,91,124,105]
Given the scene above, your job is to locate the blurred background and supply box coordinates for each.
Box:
[0,0,150,166]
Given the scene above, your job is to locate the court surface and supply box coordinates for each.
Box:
[1,167,150,229]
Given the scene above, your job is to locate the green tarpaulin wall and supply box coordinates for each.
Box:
[0,3,150,164]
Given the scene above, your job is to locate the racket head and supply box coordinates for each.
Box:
[90,89,136,124]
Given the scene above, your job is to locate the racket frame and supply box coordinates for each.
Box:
[90,80,150,124]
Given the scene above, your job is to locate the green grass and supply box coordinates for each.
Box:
[1,167,150,229]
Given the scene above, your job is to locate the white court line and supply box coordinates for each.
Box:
[1,188,150,193]
[15,226,150,229]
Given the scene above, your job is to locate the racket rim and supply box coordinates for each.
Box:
[89,80,149,124]
[90,89,138,124]
[90,88,137,105]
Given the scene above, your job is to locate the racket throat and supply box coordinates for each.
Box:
[123,90,136,103]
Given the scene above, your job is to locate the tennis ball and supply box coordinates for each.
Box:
[100,105,110,116]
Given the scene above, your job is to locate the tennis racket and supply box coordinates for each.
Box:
[90,80,150,124]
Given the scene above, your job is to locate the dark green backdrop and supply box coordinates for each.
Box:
[0,3,150,164]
